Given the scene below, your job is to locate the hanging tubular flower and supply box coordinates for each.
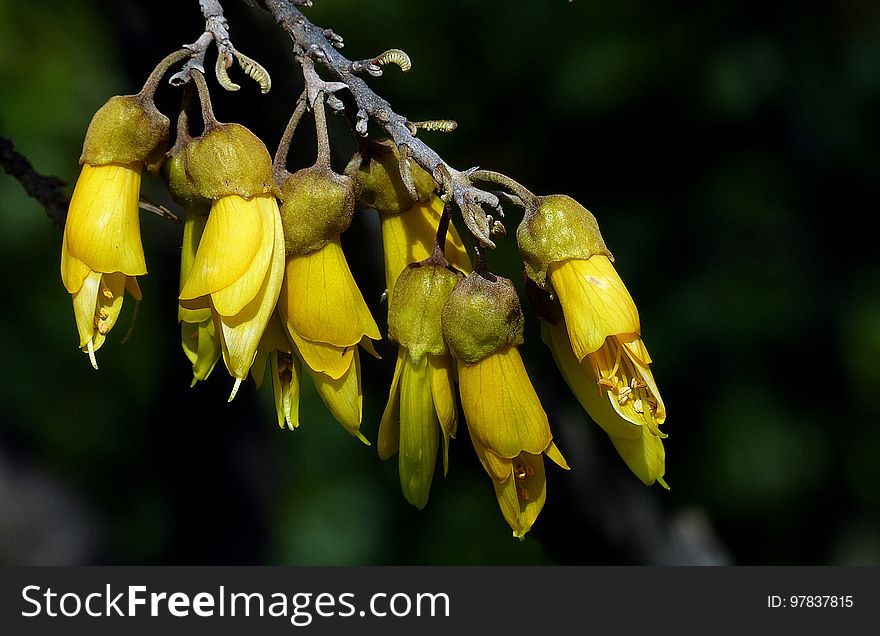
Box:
[518,194,667,482]
[345,139,471,298]
[275,162,381,443]
[164,146,221,386]
[60,94,169,368]
[441,271,568,538]
[378,261,462,509]
[177,122,285,400]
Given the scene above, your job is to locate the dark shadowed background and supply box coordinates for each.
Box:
[1,0,879,565]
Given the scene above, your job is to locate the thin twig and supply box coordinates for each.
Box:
[1,136,69,226]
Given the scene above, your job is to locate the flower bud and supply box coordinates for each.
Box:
[344,139,436,213]
[517,194,613,288]
[441,272,524,364]
[184,123,275,200]
[388,263,463,362]
[80,95,169,173]
[277,165,356,255]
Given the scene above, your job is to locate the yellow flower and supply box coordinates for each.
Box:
[60,162,145,368]
[442,272,568,538]
[458,345,569,539]
[518,194,667,484]
[179,193,285,398]
[178,211,221,386]
[378,262,461,509]
[277,236,380,442]
[60,93,169,368]
[378,196,471,298]
[547,255,666,439]
[542,317,666,486]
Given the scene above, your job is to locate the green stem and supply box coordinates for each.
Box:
[137,48,192,103]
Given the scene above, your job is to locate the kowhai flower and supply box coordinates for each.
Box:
[60,94,169,368]
[442,271,568,538]
[519,194,667,485]
[275,163,381,442]
[378,261,462,509]
[177,123,285,399]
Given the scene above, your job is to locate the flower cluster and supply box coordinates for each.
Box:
[59,37,667,539]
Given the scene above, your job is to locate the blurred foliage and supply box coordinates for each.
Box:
[1,0,879,565]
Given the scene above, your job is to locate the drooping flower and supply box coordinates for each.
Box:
[176,123,285,399]
[60,94,169,368]
[518,194,667,485]
[275,163,381,443]
[442,271,568,538]
[346,139,471,298]
[378,261,462,509]
[163,127,222,386]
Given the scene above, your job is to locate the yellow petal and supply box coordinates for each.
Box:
[60,232,91,294]
[65,163,146,276]
[190,318,222,385]
[92,271,127,347]
[179,211,208,291]
[179,194,264,301]
[542,319,666,485]
[71,271,101,348]
[178,212,212,323]
[379,196,472,297]
[215,203,285,381]
[609,427,666,487]
[586,334,667,432]
[467,434,548,540]
[378,348,405,460]
[286,326,355,380]
[457,345,552,459]
[469,435,511,482]
[398,354,440,510]
[125,276,142,302]
[307,348,367,443]
[428,353,458,475]
[210,196,276,316]
[497,451,547,540]
[548,255,639,360]
[269,350,301,430]
[281,236,381,347]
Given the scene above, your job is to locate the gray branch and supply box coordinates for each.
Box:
[259,0,500,247]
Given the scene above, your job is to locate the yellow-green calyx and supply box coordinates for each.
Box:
[388,263,463,362]
[345,139,437,214]
[517,194,613,288]
[184,123,275,200]
[441,272,525,364]
[278,165,356,255]
[80,95,169,173]
[162,145,211,216]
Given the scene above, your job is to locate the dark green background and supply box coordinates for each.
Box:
[1,0,878,565]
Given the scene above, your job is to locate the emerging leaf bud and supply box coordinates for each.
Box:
[184,123,275,200]
[344,139,436,213]
[80,95,169,173]
[441,272,525,364]
[517,194,613,288]
[388,263,463,363]
[277,165,356,255]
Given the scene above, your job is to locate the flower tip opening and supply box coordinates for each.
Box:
[657,476,670,490]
